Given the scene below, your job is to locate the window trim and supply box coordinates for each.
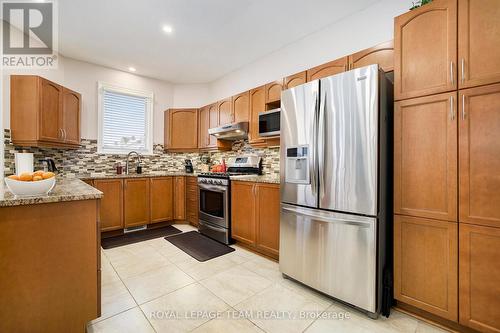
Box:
[97,82,154,155]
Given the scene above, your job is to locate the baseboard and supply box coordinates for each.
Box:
[394,302,478,333]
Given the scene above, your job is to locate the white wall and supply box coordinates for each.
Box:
[172,83,212,108]
[1,56,174,143]
[208,0,408,101]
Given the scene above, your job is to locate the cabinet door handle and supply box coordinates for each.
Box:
[58,128,62,139]
[462,94,466,120]
[449,96,455,120]
[450,61,454,86]
[461,58,465,84]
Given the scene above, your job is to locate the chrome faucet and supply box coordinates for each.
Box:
[125,151,142,175]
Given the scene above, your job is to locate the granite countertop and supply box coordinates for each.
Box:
[230,175,280,184]
[78,171,198,180]
[0,177,103,207]
[77,171,280,184]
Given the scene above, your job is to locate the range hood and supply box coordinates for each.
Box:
[208,122,248,141]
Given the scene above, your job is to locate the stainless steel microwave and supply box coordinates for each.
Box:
[258,108,280,137]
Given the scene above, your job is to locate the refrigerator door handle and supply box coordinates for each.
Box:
[318,89,326,200]
[281,204,372,228]
[310,90,319,197]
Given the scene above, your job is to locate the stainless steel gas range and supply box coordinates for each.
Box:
[197,155,261,244]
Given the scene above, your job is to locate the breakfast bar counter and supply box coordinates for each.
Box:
[0,177,103,207]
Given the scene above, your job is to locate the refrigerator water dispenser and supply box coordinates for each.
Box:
[285,146,310,184]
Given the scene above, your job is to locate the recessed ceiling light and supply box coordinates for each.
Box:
[128,67,136,72]
[162,25,173,34]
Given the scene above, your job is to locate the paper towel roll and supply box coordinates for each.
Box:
[14,152,34,176]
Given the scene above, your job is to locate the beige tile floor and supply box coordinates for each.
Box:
[87,224,450,333]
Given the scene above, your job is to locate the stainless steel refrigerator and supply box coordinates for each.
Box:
[279,64,393,318]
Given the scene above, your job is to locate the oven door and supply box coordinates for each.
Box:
[198,183,229,228]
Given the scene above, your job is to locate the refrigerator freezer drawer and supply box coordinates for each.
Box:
[279,204,377,313]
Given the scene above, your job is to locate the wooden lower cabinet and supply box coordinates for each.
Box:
[150,177,173,223]
[255,184,280,257]
[174,176,186,220]
[231,182,257,245]
[124,178,150,227]
[0,200,99,333]
[394,215,458,321]
[231,181,280,259]
[93,179,123,231]
[459,223,500,333]
[185,177,199,226]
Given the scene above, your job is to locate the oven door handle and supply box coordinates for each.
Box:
[198,184,228,192]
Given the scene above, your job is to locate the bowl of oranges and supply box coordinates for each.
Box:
[5,171,56,197]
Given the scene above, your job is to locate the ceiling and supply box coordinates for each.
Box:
[59,0,379,84]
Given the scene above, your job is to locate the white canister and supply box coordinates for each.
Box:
[14,151,34,175]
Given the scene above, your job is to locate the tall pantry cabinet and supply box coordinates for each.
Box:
[393,1,500,332]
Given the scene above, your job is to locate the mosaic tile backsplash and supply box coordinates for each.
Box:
[3,129,280,177]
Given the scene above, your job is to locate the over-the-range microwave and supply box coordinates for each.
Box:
[258,108,280,137]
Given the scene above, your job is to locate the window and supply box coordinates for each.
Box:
[97,82,153,154]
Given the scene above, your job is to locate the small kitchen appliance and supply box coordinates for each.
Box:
[185,159,194,173]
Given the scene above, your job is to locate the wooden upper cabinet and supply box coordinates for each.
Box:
[349,40,394,72]
[249,86,266,144]
[217,98,233,125]
[173,176,186,220]
[284,71,307,90]
[231,181,257,245]
[394,0,457,101]
[39,79,63,143]
[93,179,123,232]
[10,75,81,148]
[150,177,174,223]
[232,91,250,123]
[394,92,458,222]
[62,88,81,145]
[124,178,150,227]
[459,223,500,333]
[264,80,283,104]
[208,103,218,147]
[166,108,198,151]
[459,83,500,228]
[198,106,209,148]
[255,184,280,258]
[306,57,348,81]
[394,215,458,321]
[458,0,500,89]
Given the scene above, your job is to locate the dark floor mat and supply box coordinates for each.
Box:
[165,231,235,262]
[101,225,182,249]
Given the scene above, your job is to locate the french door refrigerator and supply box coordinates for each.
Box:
[279,64,393,318]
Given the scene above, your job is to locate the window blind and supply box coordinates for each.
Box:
[102,89,149,153]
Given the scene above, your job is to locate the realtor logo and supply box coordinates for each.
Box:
[1,0,58,68]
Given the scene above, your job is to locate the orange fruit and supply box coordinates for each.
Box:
[42,172,55,179]
[33,175,43,181]
[33,170,45,177]
[19,173,33,181]
[7,175,20,181]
